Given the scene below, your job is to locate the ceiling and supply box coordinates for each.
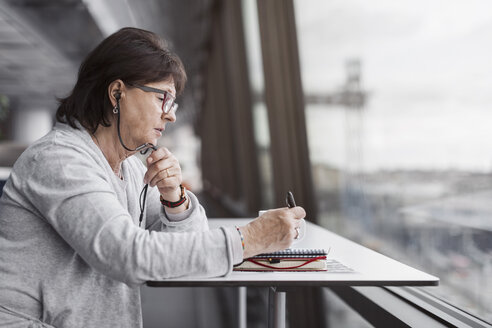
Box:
[0,0,213,126]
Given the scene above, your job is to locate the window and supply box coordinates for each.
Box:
[242,0,274,209]
[295,0,492,323]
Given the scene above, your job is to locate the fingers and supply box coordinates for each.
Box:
[269,207,305,222]
[289,206,306,220]
[143,147,183,199]
[149,166,181,188]
[242,206,309,257]
[147,147,171,165]
[153,174,181,191]
[144,147,181,186]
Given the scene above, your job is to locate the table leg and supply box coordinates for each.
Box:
[238,287,247,328]
[268,287,286,328]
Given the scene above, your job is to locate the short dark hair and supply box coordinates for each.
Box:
[56,27,187,133]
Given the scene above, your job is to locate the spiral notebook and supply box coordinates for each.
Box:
[233,248,330,272]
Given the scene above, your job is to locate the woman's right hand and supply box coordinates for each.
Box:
[239,207,306,259]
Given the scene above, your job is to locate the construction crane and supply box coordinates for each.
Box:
[305,58,368,173]
[305,59,369,227]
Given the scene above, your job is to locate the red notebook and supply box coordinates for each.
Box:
[233,248,328,272]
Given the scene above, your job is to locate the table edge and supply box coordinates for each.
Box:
[146,279,439,288]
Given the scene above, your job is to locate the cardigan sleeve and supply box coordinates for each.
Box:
[142,162,244,264]
[21,146,240,285]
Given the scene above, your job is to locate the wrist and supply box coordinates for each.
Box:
[239,225,260,259]
[160,185,182,202]
[160,185,187,208]
[164,197,190,214]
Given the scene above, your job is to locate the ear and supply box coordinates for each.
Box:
[108,80,125,107]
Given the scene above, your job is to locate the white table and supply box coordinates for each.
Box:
[147,218,439,328]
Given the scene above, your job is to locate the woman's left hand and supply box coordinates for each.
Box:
[144,147,183,201]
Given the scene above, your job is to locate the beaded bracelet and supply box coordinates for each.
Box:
[235,226,245,251]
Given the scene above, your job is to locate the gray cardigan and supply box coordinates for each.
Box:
[0,121,243,327]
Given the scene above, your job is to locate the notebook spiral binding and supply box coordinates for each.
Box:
[250,248,330,259]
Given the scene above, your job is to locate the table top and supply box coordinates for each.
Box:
[147,218,439,288]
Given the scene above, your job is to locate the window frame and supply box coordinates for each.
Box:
[330,286,492,328]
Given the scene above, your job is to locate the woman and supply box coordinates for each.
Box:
[0,27,305,327]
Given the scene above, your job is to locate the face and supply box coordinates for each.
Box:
[118,79,177,149]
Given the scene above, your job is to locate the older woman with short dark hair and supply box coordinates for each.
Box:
[0,27,305,327]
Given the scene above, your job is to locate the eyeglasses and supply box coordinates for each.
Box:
[128,83,178,114]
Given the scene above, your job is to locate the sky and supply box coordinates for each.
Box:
[290,0,492,172]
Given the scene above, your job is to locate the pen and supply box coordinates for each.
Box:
[286,191,296,208]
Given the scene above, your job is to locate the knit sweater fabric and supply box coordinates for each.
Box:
[0,121,243,327]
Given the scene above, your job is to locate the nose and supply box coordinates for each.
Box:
[163,109,176,123]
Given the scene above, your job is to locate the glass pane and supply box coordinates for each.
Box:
[242,0,274,209]
[322,288,374,328]
[295,0,492,323]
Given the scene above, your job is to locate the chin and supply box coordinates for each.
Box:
[135,138,157,149]
[149,137,159,146]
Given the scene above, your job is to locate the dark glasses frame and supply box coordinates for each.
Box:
[128,83,178,114]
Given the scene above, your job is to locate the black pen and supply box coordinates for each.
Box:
[286,191,296,208]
